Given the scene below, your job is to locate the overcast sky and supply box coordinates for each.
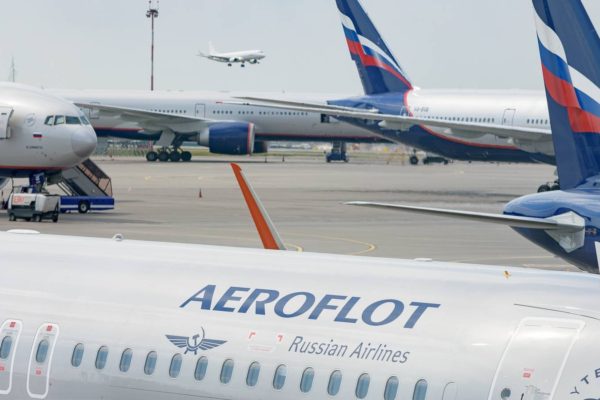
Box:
[2,0,599,94]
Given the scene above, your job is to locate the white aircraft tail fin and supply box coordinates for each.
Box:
[208,41,216,55]
[231,163,286,250]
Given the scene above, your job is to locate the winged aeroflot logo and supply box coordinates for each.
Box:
[166,328,227,355]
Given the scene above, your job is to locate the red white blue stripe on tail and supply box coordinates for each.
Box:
[337,0,412,95]
[533,0,600,189]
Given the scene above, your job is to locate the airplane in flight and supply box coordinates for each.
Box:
[0,82,97,188]
[1,148,599,399]
[199,42,266,67]
[347,0,600,274]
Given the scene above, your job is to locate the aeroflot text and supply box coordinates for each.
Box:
[180,285,440,328]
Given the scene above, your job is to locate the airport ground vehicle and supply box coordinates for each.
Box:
[59,195,115,214]
[7,187,59,222]
[409,150,449,165]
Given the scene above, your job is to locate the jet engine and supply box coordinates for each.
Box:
[198,122,255,155]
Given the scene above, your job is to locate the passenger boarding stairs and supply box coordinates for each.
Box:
[57,159,113,197]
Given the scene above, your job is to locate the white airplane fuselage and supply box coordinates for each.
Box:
[0,231,598,400]
[0,83,97,178]
[52,89,553,163]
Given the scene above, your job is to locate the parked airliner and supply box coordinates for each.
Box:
[49,89,378,162]
[231,0,575,171]
[348,0,600,274]
[0,82,97,187]
[199,42,266,67]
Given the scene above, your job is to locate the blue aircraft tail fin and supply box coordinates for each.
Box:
[336,0,412,95]
[533,0,600,189]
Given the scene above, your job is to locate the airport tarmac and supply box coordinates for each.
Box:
[0,156,576,272]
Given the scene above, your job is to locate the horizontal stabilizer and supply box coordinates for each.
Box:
[346,201,584,232]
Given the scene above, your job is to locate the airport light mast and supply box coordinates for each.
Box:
[146,0,159,91]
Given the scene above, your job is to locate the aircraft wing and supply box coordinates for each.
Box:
[230,97,551,142]
[346,202,584,232]
[76,102,213,133]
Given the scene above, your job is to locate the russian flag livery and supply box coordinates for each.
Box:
[533,0,600,188]
[337,0,412,95]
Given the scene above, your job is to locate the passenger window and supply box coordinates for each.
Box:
[66,116,81,125]
[356,373,370,399]
[328,370,342,396]
[144,351,157,375]
[220,359,234,384]
[273,364,287,390]
[194,357,208,381]
[35,340,50,363]
[413,379,428,400]
[95,346,108,370]
[246,361,260,387]
[54,115,65,125]
[71,343,84,367]
[169,354,182,378]
[0,336,12,359]
[384,376,399,400]
[119,348,133,372]
[300,367,314,393]
[44,116,55,126]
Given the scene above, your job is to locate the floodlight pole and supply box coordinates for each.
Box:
[146,0,159,91]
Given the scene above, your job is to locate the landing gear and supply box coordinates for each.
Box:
[158,151,170,162]
[409,155,419,165]
[146,148,193,163]
[228,63,232,67]
[326,142,349,163]
[241,63,246,68]
[146,151,158,162]
[537,180,560,192]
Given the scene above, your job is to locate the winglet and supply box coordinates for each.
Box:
[231,163,286,250]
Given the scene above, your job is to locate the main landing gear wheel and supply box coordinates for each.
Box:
[169,151,181,162]
[158,151,170,162]
[409,155,419,165]
[181,151,192,162]
[146,151,158,162]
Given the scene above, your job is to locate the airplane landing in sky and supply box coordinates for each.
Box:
[199,42,265,67]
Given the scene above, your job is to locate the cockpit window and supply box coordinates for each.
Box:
[79,115,91,125]
[66,116,81,125]
[44,116,55,126]
[54,115,65,125]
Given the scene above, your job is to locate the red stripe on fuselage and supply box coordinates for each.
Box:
[542,65,600,134]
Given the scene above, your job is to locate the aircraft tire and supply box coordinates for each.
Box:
[146,151,158,162]
[409,155,419,165]
[158,151,169,162]
[181,151,192,162]
[170,152,181,162]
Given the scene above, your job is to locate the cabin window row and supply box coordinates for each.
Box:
[417,115,496,124]
[68,343,428,400]
[212,110,309,116]
[526,118,549,125]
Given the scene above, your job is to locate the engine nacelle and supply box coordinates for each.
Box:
[198,122,255,155]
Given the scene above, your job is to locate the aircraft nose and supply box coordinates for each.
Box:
[71,126,97,159]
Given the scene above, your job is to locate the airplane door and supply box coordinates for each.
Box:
[488,318,583,400]
[0,107,13,139]
[0,320,23,395]
[195,103,206,118]
[502,108,516,126]
[26,324,59,399]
